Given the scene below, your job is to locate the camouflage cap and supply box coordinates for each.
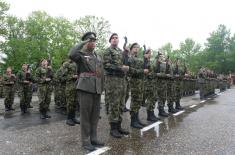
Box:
[81,32,97,41]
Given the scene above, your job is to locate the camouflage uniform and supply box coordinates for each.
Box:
[103,45,129,137]
[62,60,79,125]
[3,73,16,110]
[155,59,169,117]
[144,60,159,122]
[0,76,3,98]
[172,63,184,110]
[35,66,54,118]
[198,68,206,100]
[54,67,66,110]
[128,54,146,128]
[17,70,34,113]
[165,60,178,113]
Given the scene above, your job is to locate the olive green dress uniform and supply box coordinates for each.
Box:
[69,37,104,149]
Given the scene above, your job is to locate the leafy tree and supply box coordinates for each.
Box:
[74,15,111,54]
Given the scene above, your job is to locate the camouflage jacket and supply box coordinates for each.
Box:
[3,73,16,86]
[62,60,78,83]
[128,54,144,79]
[17,70,34,86]
[35,66,54,84]
[103,46,125,77]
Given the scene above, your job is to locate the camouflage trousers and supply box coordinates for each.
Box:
[0,85,3,98]
[37,84,53,112]
[156,79,167,108]
[27,84,33,107]
[65,82,78,114]
[18,85,32,110]
[105,76,126,123]
[130,78,144,113]
[124,79,130,104]
[54,83,66,109]
[166,80,174,106]
[174,80,182,102]
[145,79,157,112]
[4,85,15,108]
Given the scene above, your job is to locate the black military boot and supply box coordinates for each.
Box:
[71,111,80,124]
[175,100,184,110]
[110,122,123,138]
[45,110,51,119]
[147,110,160,122]
[158,106,169,117]
[83,143,96,151]
[122,107,129,112]
[117,121,129,135]
[66,112,75,126]
[28,104,33,108]
[91,140,105,147]
[40,110,46,119]
[9,106,15,111]
[105,104,109,115]
[130,112,144,129]
[168,103,179,113]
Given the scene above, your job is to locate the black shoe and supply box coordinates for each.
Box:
[117,122,129,135]
[91,140,105,147]
[110,123,123,138]
[168,105,179,113]
[122,107,129,112]
[40,114,46,119]
[83,144,96,151]
[45,114,51,118]
[130,113,144,129]
[175,101,184,110]
[72,117,80,124]
[158,107,169,117]
[5,108,10,112]
[147,110,160,122]
[9,107,15,111]
[66,119,75,126]
[28,105,33,108]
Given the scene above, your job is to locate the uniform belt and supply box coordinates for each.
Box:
[80,72,96,77]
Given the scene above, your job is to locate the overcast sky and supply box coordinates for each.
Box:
[4,0,235,50]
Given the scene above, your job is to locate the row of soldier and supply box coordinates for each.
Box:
[0,32,232,151]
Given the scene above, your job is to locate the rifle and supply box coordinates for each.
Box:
[123,36,129,66]
[143,45,150,69]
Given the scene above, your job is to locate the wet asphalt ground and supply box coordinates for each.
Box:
[0,87,235,155]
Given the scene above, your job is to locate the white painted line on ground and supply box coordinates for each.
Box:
[87,147,111,155]
[190,105,197,108]
[200,100,206,103]
[140,121,163,134]
[173,110,185,116]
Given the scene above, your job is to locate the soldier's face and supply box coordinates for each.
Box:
[131,45,140,55]
[6,68,12,74]
[41,59,48,66]
[22,64,27,71]
[86,40,96,50]
[110,35,119,46]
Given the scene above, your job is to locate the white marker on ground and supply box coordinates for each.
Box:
[140,121,162,136]
[87,147,111,155]
[173,110,185,116]
[190,105,197,108]
[200,100,206,103]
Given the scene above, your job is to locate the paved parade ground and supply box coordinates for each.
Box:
[0,88,235,155]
